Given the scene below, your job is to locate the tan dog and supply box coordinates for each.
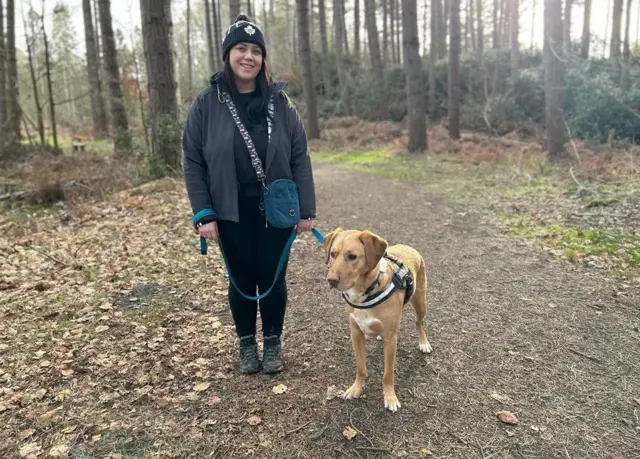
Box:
[324,228,432,412]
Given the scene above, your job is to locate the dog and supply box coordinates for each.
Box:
[324,228,432,412]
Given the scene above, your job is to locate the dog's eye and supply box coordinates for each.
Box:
[347,253,357,261]
[330,251,337,259]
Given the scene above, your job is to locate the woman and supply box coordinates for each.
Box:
[182,14,317,374]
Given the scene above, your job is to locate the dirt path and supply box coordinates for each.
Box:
[275,162,640,458]
[2,162,639,459]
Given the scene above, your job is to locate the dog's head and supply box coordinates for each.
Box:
[324,228,388,292]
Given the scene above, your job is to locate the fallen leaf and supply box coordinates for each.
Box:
[506,430,515,437]
[60,368,74,377]
[496,410,518,425]
[419,449,432,457]
[19,442,41,457]
[490,391,509,403]
[272,384,288,395]
[206,396,221,406]
[95,325,109,333]
[326,385,343,400]
[18,429,36,441]
[193,382,210,392]
[342,426,358,440]
[48,444,70,457]
[40,360,51,368]
[247,415,262,426]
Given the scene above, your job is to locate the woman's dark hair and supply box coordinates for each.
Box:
[218,55,273,125]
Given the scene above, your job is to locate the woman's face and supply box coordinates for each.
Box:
[229,42,263,84]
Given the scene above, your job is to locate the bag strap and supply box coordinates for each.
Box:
[221,90,274,185]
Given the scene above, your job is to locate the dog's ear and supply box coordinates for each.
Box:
[324,227,343,264]
[359,230,388,271]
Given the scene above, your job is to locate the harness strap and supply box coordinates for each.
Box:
[199,227,324,301]
[341,254,414,310]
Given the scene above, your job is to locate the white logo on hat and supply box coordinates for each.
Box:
[244,25,256,35]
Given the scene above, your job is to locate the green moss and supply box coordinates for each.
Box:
[585,197,619,209]
[507,220,640,269]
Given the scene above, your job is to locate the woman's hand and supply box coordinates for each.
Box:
[198,222,218,242]
[296,218,315,234]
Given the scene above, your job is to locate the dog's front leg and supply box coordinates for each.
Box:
[343,318,366,400]
[382,333,400,412]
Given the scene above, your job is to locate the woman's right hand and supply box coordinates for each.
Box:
[198,222,218,242]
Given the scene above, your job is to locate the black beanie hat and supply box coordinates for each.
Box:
[222,14,267,62]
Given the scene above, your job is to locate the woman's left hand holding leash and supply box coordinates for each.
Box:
[296,218,315,234]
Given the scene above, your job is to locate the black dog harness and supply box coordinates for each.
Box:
[342,254,415,310]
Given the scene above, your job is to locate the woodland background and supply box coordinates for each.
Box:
[0,0,639,175]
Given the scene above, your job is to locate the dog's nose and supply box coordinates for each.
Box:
[327,274,340,288]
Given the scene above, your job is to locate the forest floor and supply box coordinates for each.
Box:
[1,120,639,458]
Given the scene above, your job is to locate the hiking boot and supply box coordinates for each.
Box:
[262,335,284,374]
[239,335,261,374]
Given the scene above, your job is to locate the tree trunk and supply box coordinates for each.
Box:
[509,0,519,79]
[434,0,446,58]
[448,0,460,139]
[318,0,330,92]
[23,12,45,145]
[354,0,360,61]
[383,0,389,65]
[213,0,223,68]
[395,0,402,64]
[6,0,20,145]
[204,0,216,73]
[531,0,535,49]
[563,0,572,52]
[610,0,623,62]
[365,0,387,119]
[296,0,319,138]
[621,0,633,90]
[429,0,437,114]
[140,0,180,176]
[476,0,484,55]
[468,0,476,52]
[186,0,193,95]
[544,0,565,159]
[99,0,132,156]
[492,0,499,47]
[0,0,6,137]
[390,0,397,64]
[402,0,427,151]
[82,0,108,137]
[42,17,59,149]
[581,0,591,58]
[229,0,241,22]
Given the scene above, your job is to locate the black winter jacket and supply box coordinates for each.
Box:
[182,73,316,224]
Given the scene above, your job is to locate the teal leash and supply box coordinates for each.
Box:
[199,227,324,301]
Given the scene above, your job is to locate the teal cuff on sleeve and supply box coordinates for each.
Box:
[192,208,216,226]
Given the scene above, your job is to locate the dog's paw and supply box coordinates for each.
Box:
[384,391,401,412]
[419,341,433,354]
[342,383,364,400]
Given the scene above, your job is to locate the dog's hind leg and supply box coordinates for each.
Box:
[412,260,432,354]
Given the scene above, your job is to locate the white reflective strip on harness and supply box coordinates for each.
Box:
[342,281,398,309]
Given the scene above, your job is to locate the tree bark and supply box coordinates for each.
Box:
[395,0,402,64]
[402,0,427,151]
[204,0,216,73]
[544,0,565,160]
[187,0,193,95]
[383,0,389,65]
[318,0,330,92]
[448,0,460,139]
[580,0,591,58]
[509,0,519,79]
[0,0,6,137]
[82,0,108,137]
[365,0,387,119]
[621,0,633,90]
[99,0,132,155]
[140,0,180,176]
[23,11,45,145]
[610,0,623,62]
[429,0,437,114]
[492,0,499,48]
[476,0,484,56]
[6,0,20,145]
[42,9,59,149]
[229,0,241,22]
[354,0,360,61]
[563,0,572,52]
[213,0,223,68]
[296,0,319,138]
[390,0,397,63]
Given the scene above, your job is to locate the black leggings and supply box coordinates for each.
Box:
[217,196,293,338]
